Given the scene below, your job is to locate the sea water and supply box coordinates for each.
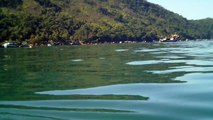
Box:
[1,40,213,120]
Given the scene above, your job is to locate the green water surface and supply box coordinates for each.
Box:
[1,41,213,120]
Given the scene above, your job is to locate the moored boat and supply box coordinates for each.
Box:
[159,33,179,42]
[2,41,18,48]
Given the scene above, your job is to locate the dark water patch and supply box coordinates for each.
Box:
[37,94,149,101]
[0,112,59,120]
[0,105,131,113]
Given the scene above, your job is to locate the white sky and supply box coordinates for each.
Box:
[148,0,213,20]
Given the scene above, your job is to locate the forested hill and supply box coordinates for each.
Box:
[0,0,213,45]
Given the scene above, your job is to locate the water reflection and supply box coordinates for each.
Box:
[72,59,83,62]
[1,41,213,120]
[127,60,213,66]
[115,49,129,52]
[1,72,213,120]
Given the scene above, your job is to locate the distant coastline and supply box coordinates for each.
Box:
[1,39,212,48]
[1,0,213,48]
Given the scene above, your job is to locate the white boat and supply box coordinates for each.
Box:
[2,42,17,48]
[160,38,178,42]
[159,33,179,42]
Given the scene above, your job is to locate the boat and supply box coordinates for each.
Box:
[160,38,178,42]
[2,41,18,48]
[159,33,179,42]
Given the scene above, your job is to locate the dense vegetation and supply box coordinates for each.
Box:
[0,0,213,45]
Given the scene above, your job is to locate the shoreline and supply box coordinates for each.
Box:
[0,39,212,48]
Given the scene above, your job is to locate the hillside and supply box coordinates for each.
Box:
[0,0,213,45]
